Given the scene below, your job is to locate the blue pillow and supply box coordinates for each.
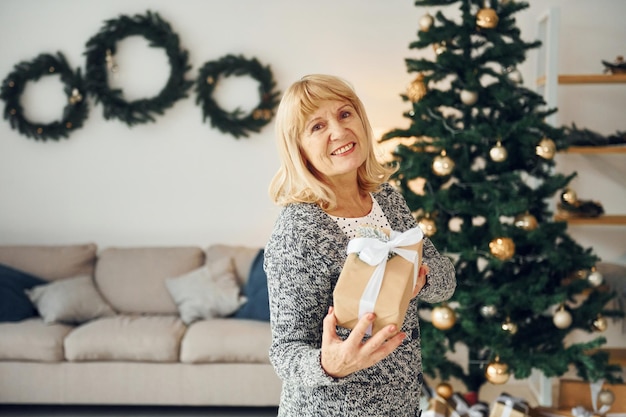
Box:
[0,263,47,322]
[233,249,270,321]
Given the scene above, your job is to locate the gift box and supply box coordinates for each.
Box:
[423,390,489,417]
[531,378,626,417]
[558,379,626,414]
[490,393,529,417]
[425,396,457,417]
[333,226,423,336]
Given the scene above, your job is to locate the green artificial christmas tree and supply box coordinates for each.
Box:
[382,0,623,396]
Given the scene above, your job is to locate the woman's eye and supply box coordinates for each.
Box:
[311,123,323,132]
[341,111,351,119]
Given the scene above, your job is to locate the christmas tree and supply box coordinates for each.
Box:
[382,0,623,395]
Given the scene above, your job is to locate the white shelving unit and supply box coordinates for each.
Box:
[528,7,561,407]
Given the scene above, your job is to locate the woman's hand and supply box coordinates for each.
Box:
[412,263,429,298]
[320,307,405,378]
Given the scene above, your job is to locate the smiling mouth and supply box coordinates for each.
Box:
[331,143,355,156]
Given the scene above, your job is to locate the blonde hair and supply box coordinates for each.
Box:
[268,74,395,210]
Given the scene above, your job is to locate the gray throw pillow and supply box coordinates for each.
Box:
[26,275,116,324]
[165,257,245,325]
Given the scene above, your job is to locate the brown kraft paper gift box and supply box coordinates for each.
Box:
[333,227,423,336]
[531,379,626,417]
[558,379,626,413]
[489,393,529,417]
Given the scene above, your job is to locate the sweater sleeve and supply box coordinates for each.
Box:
[377,183,456,304]
[264,206,346,387]
[418,237,456,303]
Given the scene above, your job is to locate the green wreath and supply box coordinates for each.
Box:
[196,54,280,138]
[0,52,88,141]
[84,11,193,126]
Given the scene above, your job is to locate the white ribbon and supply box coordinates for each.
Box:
[450,393,489,417]
[571,406,626,417]
[346,227,423,335]
[468,404,490,417]
[493,394,529,417]
[425,394,488,417]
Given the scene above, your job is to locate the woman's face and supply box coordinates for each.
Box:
[300,99,368,184]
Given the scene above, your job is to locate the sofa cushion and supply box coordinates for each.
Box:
[95,247,205,314]
[0,318,73,361]
[0,264,47,322]
[206,244,260,287]
[233,249,270,321]
[180,318,271,364]
[64,315,185,362]
[0,243,97,281]
[165,257,245,325]
[26,275,116,324]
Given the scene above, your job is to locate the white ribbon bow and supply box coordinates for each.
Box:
[570,406,626,417]
[468,403,490,417]
[450,393,489,417]
[346,227,423,335]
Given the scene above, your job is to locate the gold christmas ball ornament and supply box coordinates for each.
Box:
[476,7,499,29]
[432,304,456,330]
[503,66,523,84]
[68,88,83,105]
[553,305,572,329]
[489,237,515,261]
[514,212,538,231]
[448,217,464,232]
[561,188,578,204]
[597,389,615,407]
[489,141,508,162]
[407,177,427,196]
[460,89,479,105]
[501,317,518,335]
[419,13,434,32]
[432,150,455,176]
[587,268,604,287]
[592,315,608,332]
[433,41,447,55]
[436,382,454,400]
[480,305,498,318]
[536,137,557,160]
[418,216,437,237]
[485,358,510,385]
[508,68,523,84]
[407,73,428,103]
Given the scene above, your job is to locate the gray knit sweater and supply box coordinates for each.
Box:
[265,183,456,417]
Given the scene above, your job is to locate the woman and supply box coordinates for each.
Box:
[265,74,455,417]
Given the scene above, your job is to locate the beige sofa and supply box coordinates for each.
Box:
[0,243,282,406]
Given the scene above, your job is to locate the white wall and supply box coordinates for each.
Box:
[1,0,624,264]
[517,0,626,267]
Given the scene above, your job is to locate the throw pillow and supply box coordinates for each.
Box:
[233,249,270,321]
[0,263,47,322]
[26,275,116,324]
[165,257,245,325]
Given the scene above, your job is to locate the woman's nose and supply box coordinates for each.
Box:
[328,120,344,141]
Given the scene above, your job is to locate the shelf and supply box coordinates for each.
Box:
[559,74,626,84]
[554,214,626,225]
[561,145,626,154]
[536,73,626,86]
[596,348,626,367]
